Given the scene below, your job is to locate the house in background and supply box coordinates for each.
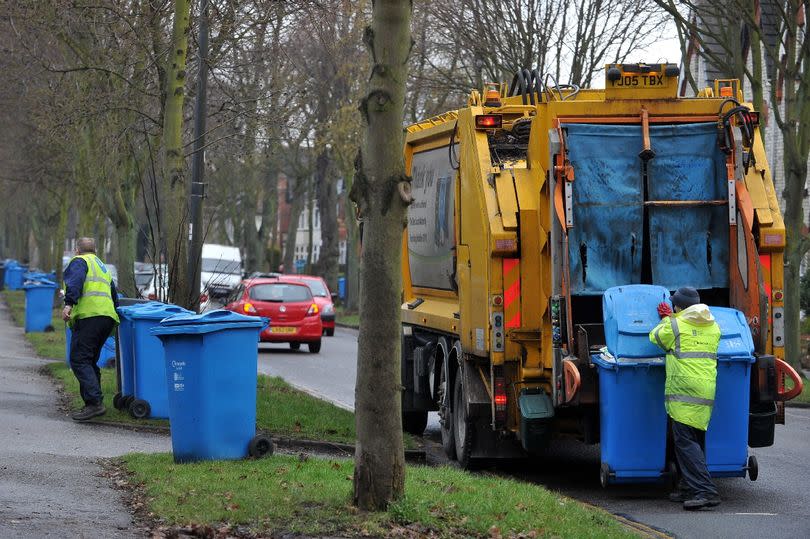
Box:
[275,174,347,273]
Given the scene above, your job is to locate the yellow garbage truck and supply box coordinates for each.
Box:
[400,63,802,469]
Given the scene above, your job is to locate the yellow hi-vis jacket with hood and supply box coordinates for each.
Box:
[649,304,721,430]
[64,254,120,328]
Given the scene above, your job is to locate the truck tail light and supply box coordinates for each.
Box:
[307,303,319,316]
[475,114,502,129]
[494,376,507,424]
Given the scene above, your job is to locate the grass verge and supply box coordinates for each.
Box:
[336,306,359,328]
[785,374,810,404]
[45,361,363,443]
[3,290,67,359]
[122,453,634,538]
[4,291,366,445]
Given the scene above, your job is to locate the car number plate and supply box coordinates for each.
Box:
[269,326,297,334]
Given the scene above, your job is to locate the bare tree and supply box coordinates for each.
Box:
[350,0,411,511]
[654,0,809,369]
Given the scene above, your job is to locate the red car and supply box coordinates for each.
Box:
[224,277,323,353]
[282,275,336,336]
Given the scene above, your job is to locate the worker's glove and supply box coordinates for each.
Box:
[657,301,673,318]
[62,305,72,322]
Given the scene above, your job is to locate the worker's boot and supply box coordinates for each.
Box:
[71,403,106,421]
[683,495,721,510]
[668,490,690,503]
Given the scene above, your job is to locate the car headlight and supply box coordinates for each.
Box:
[323,303,334,314]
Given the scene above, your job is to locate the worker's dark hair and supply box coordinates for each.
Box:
[671,287,700,309]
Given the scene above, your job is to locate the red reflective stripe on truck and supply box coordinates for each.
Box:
[760,254,772,299]
[503,259,521,328]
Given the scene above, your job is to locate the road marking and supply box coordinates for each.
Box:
[733,512,777,516]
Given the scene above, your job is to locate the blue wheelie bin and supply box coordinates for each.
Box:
[22,280,57,332]
[5,263,24,290]
[65,327,118,368]
[152,310,272,463]
[113,299,158,411]
[706,307,757,479]
[119,303,191,419]
[596,285,671,487]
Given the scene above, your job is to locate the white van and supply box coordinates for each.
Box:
[200,244,243,299]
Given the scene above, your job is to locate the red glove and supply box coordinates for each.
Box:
[657,301,673,318]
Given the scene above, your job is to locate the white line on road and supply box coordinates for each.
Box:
[732,513,778,516]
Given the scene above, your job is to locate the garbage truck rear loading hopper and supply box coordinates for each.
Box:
[400,63,800,468]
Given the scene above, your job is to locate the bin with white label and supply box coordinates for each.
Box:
[152,310,272,462]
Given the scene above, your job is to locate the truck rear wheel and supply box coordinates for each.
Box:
[453,373,475,469]
[402,411,428,436]
[439,364,456,459]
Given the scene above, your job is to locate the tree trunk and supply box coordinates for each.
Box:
[161,0,192,308]
[351,0,411,511]
[306,182,314,274]
[316,148,339,290]
[283,175,308,273]
[344,173,360,311]
[782,162,809,370]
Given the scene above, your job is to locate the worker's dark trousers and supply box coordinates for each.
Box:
[671,419,718,498]
[69,316,115,407]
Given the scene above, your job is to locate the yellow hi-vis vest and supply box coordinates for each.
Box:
[66,254,120,327]
[649,313,720,430]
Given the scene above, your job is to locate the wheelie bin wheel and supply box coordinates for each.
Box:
[122,395,135,409]
[113,393,124,411]
[129,399,151,419]
[600,462,611,488]
[747,455,758,481]
[248,435,274,459]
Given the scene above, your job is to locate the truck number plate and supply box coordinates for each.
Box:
[610,74,667,88]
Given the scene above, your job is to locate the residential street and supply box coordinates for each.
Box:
[259,326,810,539]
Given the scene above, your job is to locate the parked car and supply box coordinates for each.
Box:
[201,244,243,299]
[224,277,322,353]
[282,274,336,336]
[140,265,168,301]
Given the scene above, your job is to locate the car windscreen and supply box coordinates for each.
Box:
[134,273,153,287]
[249,283,312,302]
[303,278,328,297]
[201,257,241,275]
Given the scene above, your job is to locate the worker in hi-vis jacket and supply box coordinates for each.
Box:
[651,286,721,511]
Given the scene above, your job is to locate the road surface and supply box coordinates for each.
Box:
[258,327,810,539]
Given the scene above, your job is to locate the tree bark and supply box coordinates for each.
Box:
[315,147,339,289]
[352,0,411,511]
[283,174,308,273]
[161,0,192,308]
[344,171,361,311]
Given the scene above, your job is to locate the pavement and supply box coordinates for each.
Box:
[263,327,810,539]
[0,301,170,538]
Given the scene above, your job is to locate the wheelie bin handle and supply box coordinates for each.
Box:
[775,358,803,401]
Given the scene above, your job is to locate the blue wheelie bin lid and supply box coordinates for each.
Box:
[22,279,57,289]
[709,306,755,361]
[117,301,165,318]
[128,303,193,321]
[151,309,267,336]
